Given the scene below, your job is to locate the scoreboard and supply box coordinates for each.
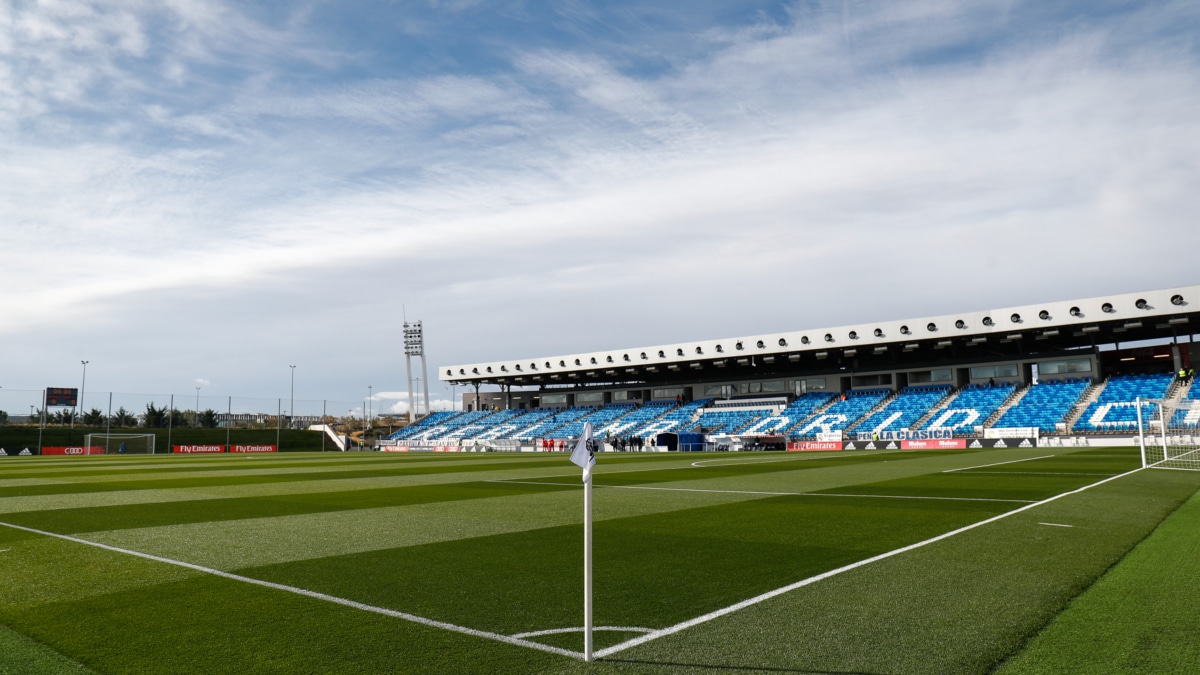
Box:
[46,388,78,407]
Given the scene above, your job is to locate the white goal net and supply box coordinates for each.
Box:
[1137,398,1200,470]
[84,433,156,455]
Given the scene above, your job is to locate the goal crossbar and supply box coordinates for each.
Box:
[83,433,156,455]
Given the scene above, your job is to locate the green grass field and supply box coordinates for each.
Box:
[1,447,1198,673]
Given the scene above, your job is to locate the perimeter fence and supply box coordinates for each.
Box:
[0,388,404,455]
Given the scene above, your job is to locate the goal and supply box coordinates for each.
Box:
[1137,398,1200,470]
[84,433,156,455]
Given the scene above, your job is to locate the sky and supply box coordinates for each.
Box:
[1,0,1198,416]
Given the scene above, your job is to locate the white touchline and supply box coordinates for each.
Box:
[591,466,1145,660]
[942,454,1055,473]
[0,520,583,661]
[486,479,1036,504]
[1039,522,1074,528]
[511,626,653,639]
[958,471,1118,477]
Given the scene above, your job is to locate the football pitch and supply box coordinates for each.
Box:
[2,448,1199,674]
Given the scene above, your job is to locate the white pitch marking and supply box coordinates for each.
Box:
[689,453,888,468]
[487,480,1036,504]
[0,521,583,660]
[956,471,1118,477]
[1039,522,1074,528]
[593,466,1145,660]
[942,455,1055,473]
[512,626,653,639]
[0,548,9,553]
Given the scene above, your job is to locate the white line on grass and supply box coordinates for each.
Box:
[486,480,1036,504]
[511,626,653,639]
[941,455,1055,473]
[592,466,1145,660]
[1039,522,1074,528]
[689,453,874,468]
[956,471,1119,477]
[0,521,584,661]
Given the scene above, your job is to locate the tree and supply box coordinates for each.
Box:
[0,410,8,426]
[198,409,219,429]
[83,408,105,426]
[143,403,167,428]
[113,407,137,428]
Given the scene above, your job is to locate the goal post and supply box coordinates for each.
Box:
[83,433,156,455]
[1137,397,1200,470]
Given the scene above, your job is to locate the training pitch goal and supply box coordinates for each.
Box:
[84,433,156,455]
[1137,398,1200,470]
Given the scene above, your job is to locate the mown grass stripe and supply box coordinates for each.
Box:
[488,479,1037,503]
[593,465,1146,660]
[0,519,585,661]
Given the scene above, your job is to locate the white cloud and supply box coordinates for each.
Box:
[1,1,1197,397]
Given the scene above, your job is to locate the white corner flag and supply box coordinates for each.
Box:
[570,421,597,481]
[569,421,597,661]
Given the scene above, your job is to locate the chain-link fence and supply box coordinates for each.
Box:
[0,388,400,455]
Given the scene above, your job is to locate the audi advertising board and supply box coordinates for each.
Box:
[41,446,105,456]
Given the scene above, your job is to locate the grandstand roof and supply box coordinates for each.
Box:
[440,285,1199,389]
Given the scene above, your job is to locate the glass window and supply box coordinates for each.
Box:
[652,387,684,400]
[612,391,629,401]
[761,380,786,393]
[794,378,826,394]
[703,385,726,397]
[970,364,1019,379]
[576,392,603,404]
[1040,358,1091,375]
[542,394,567,406]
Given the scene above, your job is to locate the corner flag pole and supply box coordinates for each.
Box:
[584,453,593,661]
[569,421,597,662]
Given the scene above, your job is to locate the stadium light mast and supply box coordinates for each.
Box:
[76,360,88,429]
[403,320,430,423]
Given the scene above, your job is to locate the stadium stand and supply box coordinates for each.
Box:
[739,392,835,436]
[991,378,1090,433]
[548,403,637,439]
[923,383,1016,433]
[855,386,952,434]
[514,406,591,440]
[598,400,676,437]
[696,408,774,435]
[790,389,889,439]
[1072,373,1174,433]
[387,411,462,440]
[630,399,714,438]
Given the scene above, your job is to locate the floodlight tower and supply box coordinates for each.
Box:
[403,321,430,422]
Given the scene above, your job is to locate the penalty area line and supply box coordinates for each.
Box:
[593,465,1145,660]
[0,520,583,661]
[942,454,1055,473]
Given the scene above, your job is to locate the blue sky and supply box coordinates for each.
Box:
[2,0,1198,415]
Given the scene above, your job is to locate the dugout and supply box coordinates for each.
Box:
[657,432,705,452]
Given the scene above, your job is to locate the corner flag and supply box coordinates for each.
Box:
[570,421,597,481]
[569,420,598,661]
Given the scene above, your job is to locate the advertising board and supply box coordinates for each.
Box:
[41,446,105,456]
[229,445,277,453]
[901,439,968,450]
[787,441,843,452]
[173,445,225,454]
